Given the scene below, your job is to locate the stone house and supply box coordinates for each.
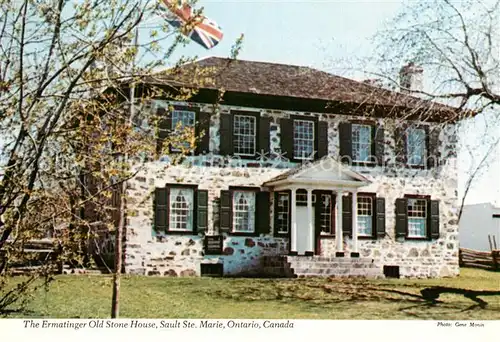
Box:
[123,57,463,279]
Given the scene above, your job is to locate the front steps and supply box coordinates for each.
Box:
[261,255,384,279]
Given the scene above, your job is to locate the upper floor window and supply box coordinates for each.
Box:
[232,191,256,233]
[293,119,315,160]
[407,198,427,238]
[407,127,426,166]
[233,114,257,156]
[352,124,372,162]
[171,110,196,152]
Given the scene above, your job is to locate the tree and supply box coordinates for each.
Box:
[368,0,500,219]
[0,0,242,316]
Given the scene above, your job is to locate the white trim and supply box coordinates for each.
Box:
[233,114,257,156]
[291,188,297,253]
[336,191,343,253]
[352,190,358,254]
[271,179,369,192]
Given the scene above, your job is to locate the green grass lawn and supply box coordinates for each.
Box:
[7,268,500,320]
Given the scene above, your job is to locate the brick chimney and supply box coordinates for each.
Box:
[399,62,423,93]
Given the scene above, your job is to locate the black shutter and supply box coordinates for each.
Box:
[258,116,271,158]
[280,118,294,161]
[375,197,386,238]
[196,112,211,155]
[154,187,169,233]
[395,198,408,238]
[338,122,352,164]
[219,190,232,233]
[219,114,233,156]
[429,199,440,239]
[394,125,407,166]
[196,190,209,234]
[342,194,352,237]
[427,127,440,169]
[374,126,385,166]
[156,107,171,157]
[317,121,329,159]
[255,191,270,235]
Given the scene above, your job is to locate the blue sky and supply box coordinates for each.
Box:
[146,0,500,205]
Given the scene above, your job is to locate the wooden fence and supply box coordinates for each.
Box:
[459,248,500,271]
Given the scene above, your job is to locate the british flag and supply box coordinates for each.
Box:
[159,0,223,49]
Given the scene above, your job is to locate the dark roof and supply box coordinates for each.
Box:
[145,57,463,115]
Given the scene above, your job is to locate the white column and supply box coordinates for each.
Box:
[291,188,297,253]
[307,188,314,254]
[336,190,343,255]
[352,190,358,255]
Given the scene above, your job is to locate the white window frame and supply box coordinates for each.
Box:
[406,127,426,167]
[232,191,256,233]
[407,198,427,238]
[168,187,194,232]
[352,124,372,162]
[357,196,373,237]
[320,194,332,234]
[171,110,196,152]
[233,114,257,156]
[296,191,316,205]
[293,119,315,161]
[276,192,290,234]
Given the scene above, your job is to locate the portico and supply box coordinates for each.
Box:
[263,157,371,257]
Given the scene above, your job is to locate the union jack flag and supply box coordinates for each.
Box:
[159,0,223,49]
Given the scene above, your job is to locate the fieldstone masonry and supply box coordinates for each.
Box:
[123,101,459,278]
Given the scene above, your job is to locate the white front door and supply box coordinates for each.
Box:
[295,206,314,255]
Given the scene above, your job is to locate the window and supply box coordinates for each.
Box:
[407,198,427,238]
[276,192,290,234]
[233,115,257,156]
[407,127,426,166]
[169,188,194,231]
[352,124,372,162]
[357,196,373,236]
[320,194,333,234]
[232,191,256,233]
[296,190,316,206]
[293,120,315,160]
[171,110,196,151]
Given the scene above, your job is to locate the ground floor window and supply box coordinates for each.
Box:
[407,198,427,238]
[169,188,194,231]
[276,192,290,234]
[357,196,373,236]
[320,194,333,234]
[232,191,256,233]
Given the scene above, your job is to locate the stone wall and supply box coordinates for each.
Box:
[123,100,459,278]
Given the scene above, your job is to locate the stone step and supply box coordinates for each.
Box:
[288,261,378,269]
[286,256,375,263]
[292,267,384,278]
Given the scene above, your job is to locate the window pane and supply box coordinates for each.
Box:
[232,191,256,233]
[276,193,289,234]
[357,196,373,236]
[169,188,194,231]
[233,115,256,155]
[407,128,426,166]
[293,120,315,160]
[171,110,196,151]
[320,194,332,233]
[407,198,427,237]
[352,124,372,162]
